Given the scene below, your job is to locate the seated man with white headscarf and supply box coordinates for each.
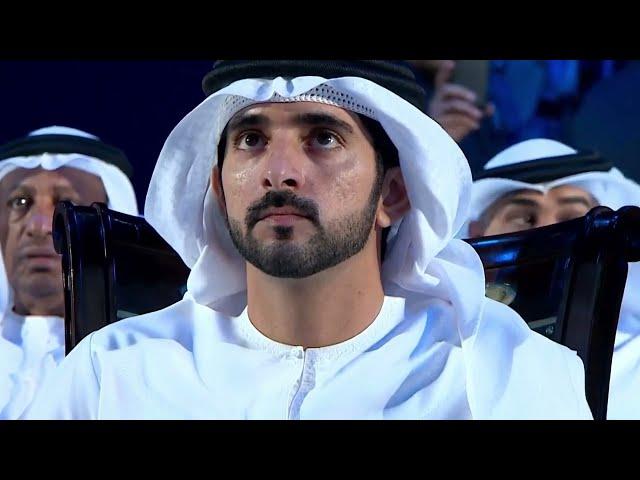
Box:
[0,126,138,419]
[23,61,591,419]
[464,138,640,419]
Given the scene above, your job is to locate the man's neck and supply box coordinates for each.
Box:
[246,241,385,349]
[13,293,64,318]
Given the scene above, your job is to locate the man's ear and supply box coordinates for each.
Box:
[376,167,410,229]
[210,165,227,215]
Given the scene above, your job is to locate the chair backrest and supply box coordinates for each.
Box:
[465,205,640,420]
[53,202,190,356]
[54,201,640,419]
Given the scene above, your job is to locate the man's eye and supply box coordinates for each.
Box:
[56,197,80,206]
[7,196,31,210]
[236,132,266,150]
[310,131,340,149]
[558,209,588,223]
[508,213,535,228]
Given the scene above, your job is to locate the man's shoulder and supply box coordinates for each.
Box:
[87,296,231,354]
[476,296,584,373]
[469,297,592,418]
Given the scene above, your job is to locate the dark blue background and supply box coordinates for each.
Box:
[2,60,639,213]
[1,61,214,211]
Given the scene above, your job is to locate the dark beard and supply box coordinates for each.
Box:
[227,181,382,278]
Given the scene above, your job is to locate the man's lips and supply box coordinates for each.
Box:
[258,208,310,222]
[19,247,60,270]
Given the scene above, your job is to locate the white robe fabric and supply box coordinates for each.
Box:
[23,293,591,419]
[0,126,139,419]
[24,80,592,419]
[0,312,64,420]
[463,138,640,419]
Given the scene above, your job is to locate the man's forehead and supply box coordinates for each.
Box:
[547,184,593,199]
[0,166,102,191]
[494,184,595,208]
[228,101,361,127]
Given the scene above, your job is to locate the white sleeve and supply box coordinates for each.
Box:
[20,333,101,420]
[563,348,595,419]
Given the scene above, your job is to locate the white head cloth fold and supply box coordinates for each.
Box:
[0,125,139,320]
[145,78,589,418]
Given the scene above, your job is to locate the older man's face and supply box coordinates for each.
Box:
[216,101,384,278]
[0,167,107,316]
[476,185,598,237]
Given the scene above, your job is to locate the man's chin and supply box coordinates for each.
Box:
[21,275,63,297]
[252,229,314,244]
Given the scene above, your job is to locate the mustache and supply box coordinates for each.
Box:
[245,190,320,229]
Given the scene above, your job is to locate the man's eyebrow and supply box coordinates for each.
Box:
[1,183,33,199]
[293,112,354,134]
[52,184,79,196]
[557,196,593,209]
[227,113,270,131]
[503,197,541,208]
[226,111,356,136]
